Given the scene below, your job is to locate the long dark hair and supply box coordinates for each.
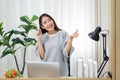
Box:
[39,13,61,34]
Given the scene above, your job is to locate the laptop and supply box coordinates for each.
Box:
[26,61,60,78]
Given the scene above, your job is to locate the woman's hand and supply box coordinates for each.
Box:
[70,29,79,39]
[66,29,79,55]
[36,29,42,40]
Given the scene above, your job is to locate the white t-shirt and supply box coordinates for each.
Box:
[35,30,74,76]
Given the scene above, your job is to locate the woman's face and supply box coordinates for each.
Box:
[41,16,55,32]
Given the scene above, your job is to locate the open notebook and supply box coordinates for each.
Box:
[26,61,60,78]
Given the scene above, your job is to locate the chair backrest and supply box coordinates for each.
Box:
[67,57,70,76]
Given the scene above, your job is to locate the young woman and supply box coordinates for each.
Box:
[35,13,79,76]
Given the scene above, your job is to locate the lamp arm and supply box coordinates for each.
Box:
[102,34,109,60]
[97,34,109,78]
[97,60,108,78]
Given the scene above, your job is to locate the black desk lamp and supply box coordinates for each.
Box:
[88,26,112,78]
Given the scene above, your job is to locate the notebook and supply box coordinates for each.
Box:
[26,61,60,78]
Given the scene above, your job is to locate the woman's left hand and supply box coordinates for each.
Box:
[70,29,79,38]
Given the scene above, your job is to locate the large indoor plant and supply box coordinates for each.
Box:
[0,15,38,75]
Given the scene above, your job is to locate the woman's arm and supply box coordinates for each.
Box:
[37,40,45,60]
[65,36,73,55]
[36,29,45,60]
[66,29,79,55]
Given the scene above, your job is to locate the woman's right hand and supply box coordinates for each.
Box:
[36,29,42,40]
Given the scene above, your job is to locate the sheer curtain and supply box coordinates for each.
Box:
[0,0,96,77]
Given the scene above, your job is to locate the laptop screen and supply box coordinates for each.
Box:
[26,61,60,78]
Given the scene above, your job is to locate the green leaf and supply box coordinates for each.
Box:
[2,36,10,46]
[24,38,37,46]
[0,22,3,27]
[20,16,31,25]
[30,25,38,31]
[24,25,31,34]
[18,24,27,28]
[1,30,14,46]
[12,37,25,46]
[31,15,38,22]
[14,30,26,37]
[26,25,38,33]
[0,41,3,46]
[18,25,29,33]
[3,30,14,39]
[0,48,14,58]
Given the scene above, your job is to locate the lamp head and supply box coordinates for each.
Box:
[88,26,101,41]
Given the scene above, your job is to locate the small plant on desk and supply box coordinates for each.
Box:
[4,69,20,78]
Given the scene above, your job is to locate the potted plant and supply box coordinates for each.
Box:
[0,15,38,75]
